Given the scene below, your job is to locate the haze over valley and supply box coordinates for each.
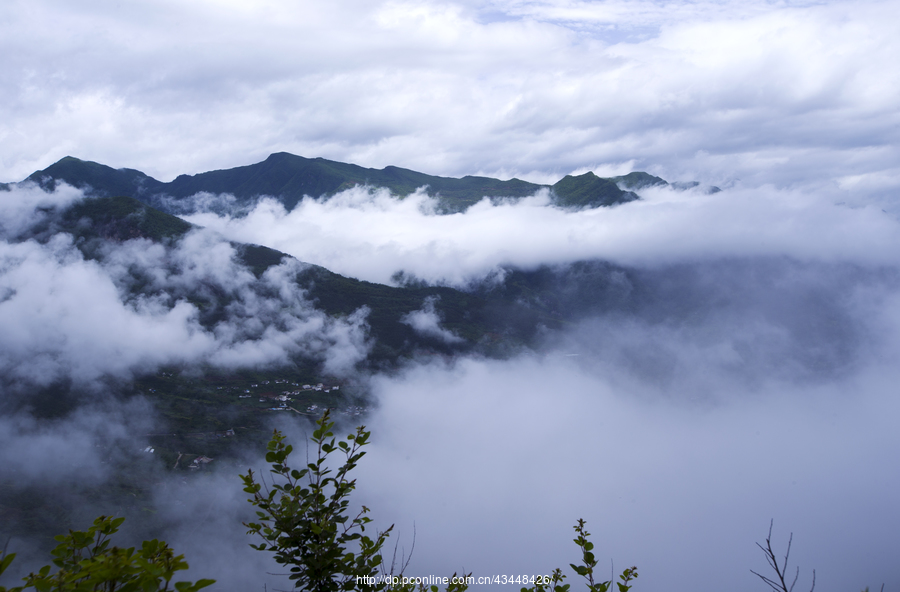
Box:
[2,1,899,591]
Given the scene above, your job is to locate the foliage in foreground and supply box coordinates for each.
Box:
[0,516,213,592]
[5,410,876,592]
[241,414,390,591]
[242,410,639,592]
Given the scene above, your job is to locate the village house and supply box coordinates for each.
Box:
[189,456,214,470]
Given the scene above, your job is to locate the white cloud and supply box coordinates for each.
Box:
[0,182,85,238]
[2,2,900,588]
[401,296,464,344]
[0,0,897,197]
[185,182,900,286]
[0,187,372,389]
[0,234,212,387]
[355,339,900,591]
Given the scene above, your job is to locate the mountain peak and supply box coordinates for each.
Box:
[23,154,661,213]
[551,171,638,208]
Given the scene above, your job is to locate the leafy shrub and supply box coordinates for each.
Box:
[241,411,390,591]
[0,515,213,592]
[242,410,638,592]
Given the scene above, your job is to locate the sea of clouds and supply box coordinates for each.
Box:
[183,181,900,285]
[0,184,371,395]
[182,182,900,591]
[3,0,899,589]
[2,178,899,591]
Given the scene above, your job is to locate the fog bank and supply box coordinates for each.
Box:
[0,185,370,394]
[357,350,900,592]
[184,183,900,286]
[2,176,899,592]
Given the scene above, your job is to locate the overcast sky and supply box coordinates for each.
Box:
[3,2,900,591]
[2,0,899,195]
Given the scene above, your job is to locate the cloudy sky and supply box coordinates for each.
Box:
[2,0,899,196]
[3,1,900,591]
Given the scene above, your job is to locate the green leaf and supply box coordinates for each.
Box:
[0,553,15,574]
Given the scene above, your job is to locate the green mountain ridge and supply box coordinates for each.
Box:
[21,153,680,213]
[8,156,717,376]
[17,194,553,368]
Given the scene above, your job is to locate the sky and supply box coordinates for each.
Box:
[2,0,900,196]
[2,1,900,591]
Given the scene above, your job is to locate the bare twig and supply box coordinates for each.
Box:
[751,520,815,592]
[386,522,416,577]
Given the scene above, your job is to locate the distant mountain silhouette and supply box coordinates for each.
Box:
[23,153,668,213]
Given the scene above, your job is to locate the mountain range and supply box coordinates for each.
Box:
[0,154,724,538]
[1,153,712,372]
[19,152,678,213]
[1,154,661,486]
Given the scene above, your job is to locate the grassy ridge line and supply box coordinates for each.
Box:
[25,153,664,212]
[30,194,556,365]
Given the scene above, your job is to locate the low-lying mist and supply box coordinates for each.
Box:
[0,186,371,396]
[359,347,900,592]
[1,180,899,591]
[351,250,900,591]
[182,183,900,286]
